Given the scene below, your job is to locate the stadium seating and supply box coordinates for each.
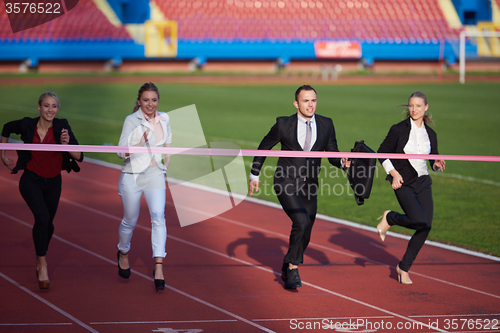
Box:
[0,0,477,65]
[0,0,463,42]
[154,0,463,41]
[0,0,131,41]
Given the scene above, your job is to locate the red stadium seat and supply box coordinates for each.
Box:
[0,0,465,42]
[0,0,131,40]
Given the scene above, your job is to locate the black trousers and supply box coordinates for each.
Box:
[275,179,317,269]
[19,169,62,257]
[387,175,433,272]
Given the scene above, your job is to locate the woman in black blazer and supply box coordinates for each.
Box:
[1,92,83,290]
[376,92,445,285]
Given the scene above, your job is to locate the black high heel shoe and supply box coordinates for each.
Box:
[153,262,165,291]
[117,251,130,279]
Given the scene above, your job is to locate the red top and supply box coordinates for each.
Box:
[26,126,63,178]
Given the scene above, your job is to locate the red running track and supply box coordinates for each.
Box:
[0,157,499,333]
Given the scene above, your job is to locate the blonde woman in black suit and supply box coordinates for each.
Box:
[1,92,83,290]
[376,92,446,285]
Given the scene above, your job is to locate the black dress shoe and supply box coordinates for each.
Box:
[117,251,130,279]
[281,262,289,282]
[284,267,302,289]
[281,269,287,282]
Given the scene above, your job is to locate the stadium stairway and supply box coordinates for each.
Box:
[493,0,500,24]
[438,0,463,29]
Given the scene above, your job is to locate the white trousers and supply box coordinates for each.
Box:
[117,167,167,258]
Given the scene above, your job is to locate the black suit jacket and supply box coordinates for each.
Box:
[2,117,83,174]
[377,117,438,184]
[251,113,342,186]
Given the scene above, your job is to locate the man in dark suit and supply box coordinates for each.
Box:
[248,85,349,289]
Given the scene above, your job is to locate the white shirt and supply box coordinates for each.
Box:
[382,118,431,177]
[250,114,317,181]
[297,114,317,151]
[118,108,172,174]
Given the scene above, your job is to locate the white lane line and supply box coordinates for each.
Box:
[1,162,498,332]
[0,211,276,333]
[410,313,500,318]
[170,236,447,332]
[434,172,500,187]
[205,135,260,148]
[76,158,500,263]
[0,323,72,326]
[0,182,447,333]
[253,316,394,322]
[0,269,99,333]
[2,170,500,299]
[0,175,17,185]
[161,203,500,300]
[27,193,447,333]
[253,313,500,321]
[163,231,450,333]
[62,166,500,298]
[243,195,500,262]
[330,218,500,263]
[3,201,446,333]
[90,320,238,325]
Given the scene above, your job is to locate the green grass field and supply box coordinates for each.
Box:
[1,80,499,256]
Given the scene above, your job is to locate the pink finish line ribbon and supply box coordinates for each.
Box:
[0,143,499,162]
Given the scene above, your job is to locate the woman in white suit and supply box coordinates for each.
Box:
[116,82,172,291]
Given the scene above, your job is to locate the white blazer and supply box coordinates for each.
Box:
[117,108,172,174]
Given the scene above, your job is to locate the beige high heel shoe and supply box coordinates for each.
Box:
[376,210,391,241]
[396,265,413,285]
[36,257,49,290]
[36,268,49,290]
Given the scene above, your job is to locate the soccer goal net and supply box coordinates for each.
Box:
[459,23,500,84]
